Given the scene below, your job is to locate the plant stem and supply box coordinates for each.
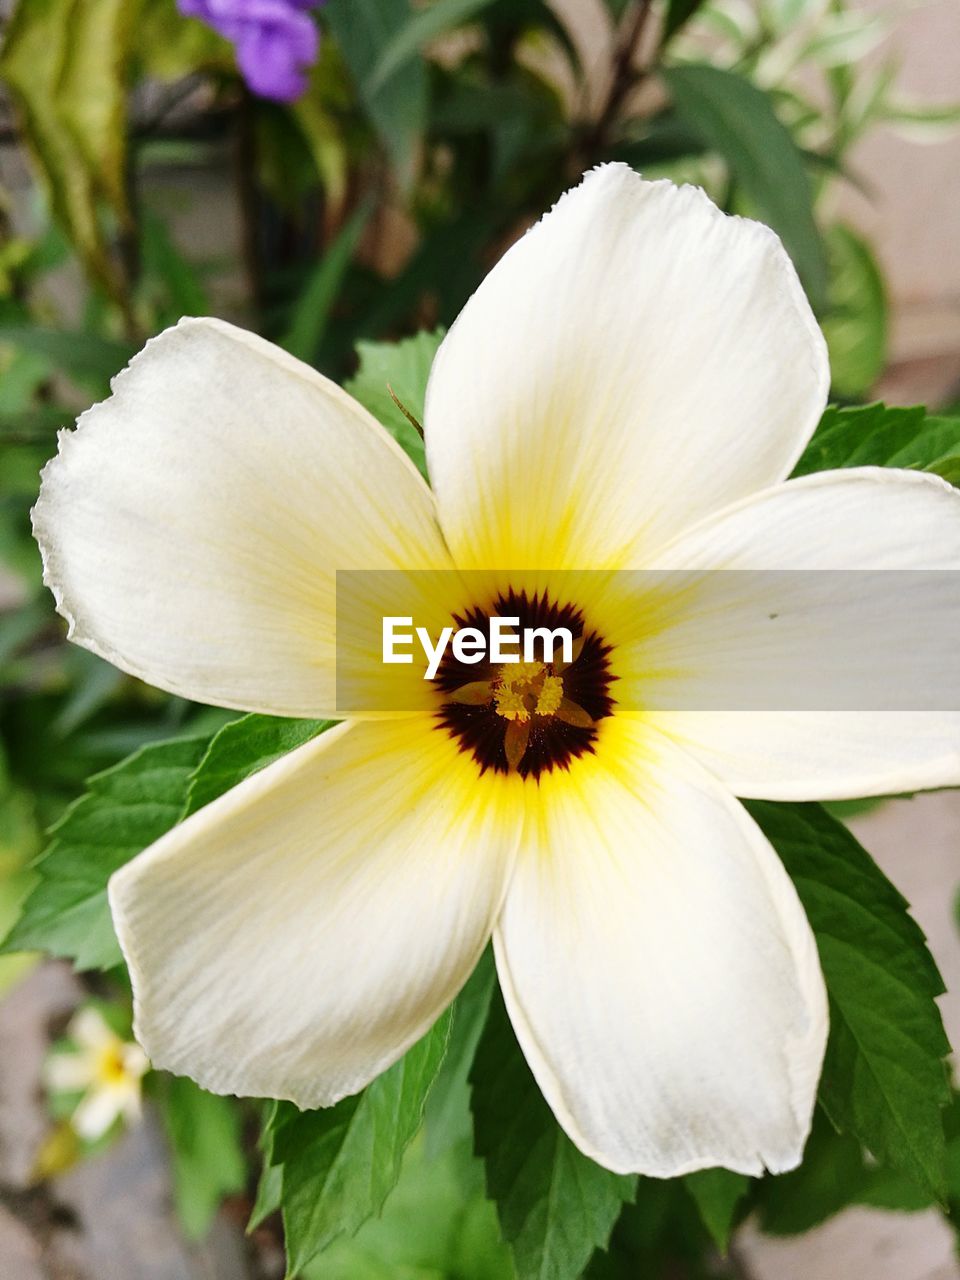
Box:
[578,0,655,164]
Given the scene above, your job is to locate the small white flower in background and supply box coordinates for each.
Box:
[44,1006,149,1141]
[31,164,960,1178]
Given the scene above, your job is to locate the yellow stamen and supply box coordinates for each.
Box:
[508,660,545,683]
[494,684,530,721]
[535,675,563,716]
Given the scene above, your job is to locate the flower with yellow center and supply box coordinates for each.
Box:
[32,166,960,1177]
[43,1006,149,1141]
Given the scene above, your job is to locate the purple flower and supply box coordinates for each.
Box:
[179,0,323,103]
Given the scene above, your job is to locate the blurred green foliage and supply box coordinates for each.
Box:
[1,0,959,1276]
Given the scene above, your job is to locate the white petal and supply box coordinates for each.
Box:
[121,1042,150,1080]
[496,720,827,1177]
[644,468,960,798]
[119,1086,144,1126]
[651,466,960,571]
[425,164,828,570]
[69,1006,113,1050]
[44,1052,95,1093]
[109,718,518,1107]
[72,1087,123,1141]
[650,712,960,801]
[34,318,452,717]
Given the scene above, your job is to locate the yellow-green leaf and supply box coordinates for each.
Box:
[0,0,135,299]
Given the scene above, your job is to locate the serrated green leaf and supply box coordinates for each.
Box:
[184,714,331,817]
[324,0,427,186]
[2,734,210,970]
[793,402,926,476]
[248,1099,283,1233]
[423,949,496,1157]
[583,1179,709,1278]
[755,1106,868,1236]
[345,329,444,477]
[249,1158,283,1233]
[157,1075,246,1241]
[793,402,960,482]
[471,988,635,1280]
[301,1132,512,1280]
[756,1103,935,1236]
[273,1013,453,1275]
[662,64,827,306]
[682,1167,749,1254]
[749,801,950,1198]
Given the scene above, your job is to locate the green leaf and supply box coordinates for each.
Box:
[756,1103,934,1235]
[660,0,708,47]
[248,1099,283,1232]
[0,0,134,299]
[344,329,444,477]
[682,1168,749,1254]
[0,744,41,997]
[0,326,135,389]
[793,402,960,483]
[272,1012,453,1275]
[157,1075,246,1241]
[2,734,210,970]
[583,1180,710,1278]
[140,211,209,322]
[470,988,635,1280]
[290,41,351,206]
[756,1106,868,1235]
[302,1132,513,1280]
[324,0,428,186]
[136,0,233,82]
[369,0,500,91]
[280,198,373,364]
[184,714,331,817]
[423,949,496,1157]
[749,801,950,1198]
[821,224,888,399]
[0,405,73,443]
[662,64,828,306]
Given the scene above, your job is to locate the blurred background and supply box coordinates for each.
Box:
[0,0,958,1276]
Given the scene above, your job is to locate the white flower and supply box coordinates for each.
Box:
[44,1006,149,1141]
[32,165,960,1177]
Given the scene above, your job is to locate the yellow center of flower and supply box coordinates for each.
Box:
[95,1043,130,1088]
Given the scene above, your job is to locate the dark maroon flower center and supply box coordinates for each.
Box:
[434,589,615,780]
